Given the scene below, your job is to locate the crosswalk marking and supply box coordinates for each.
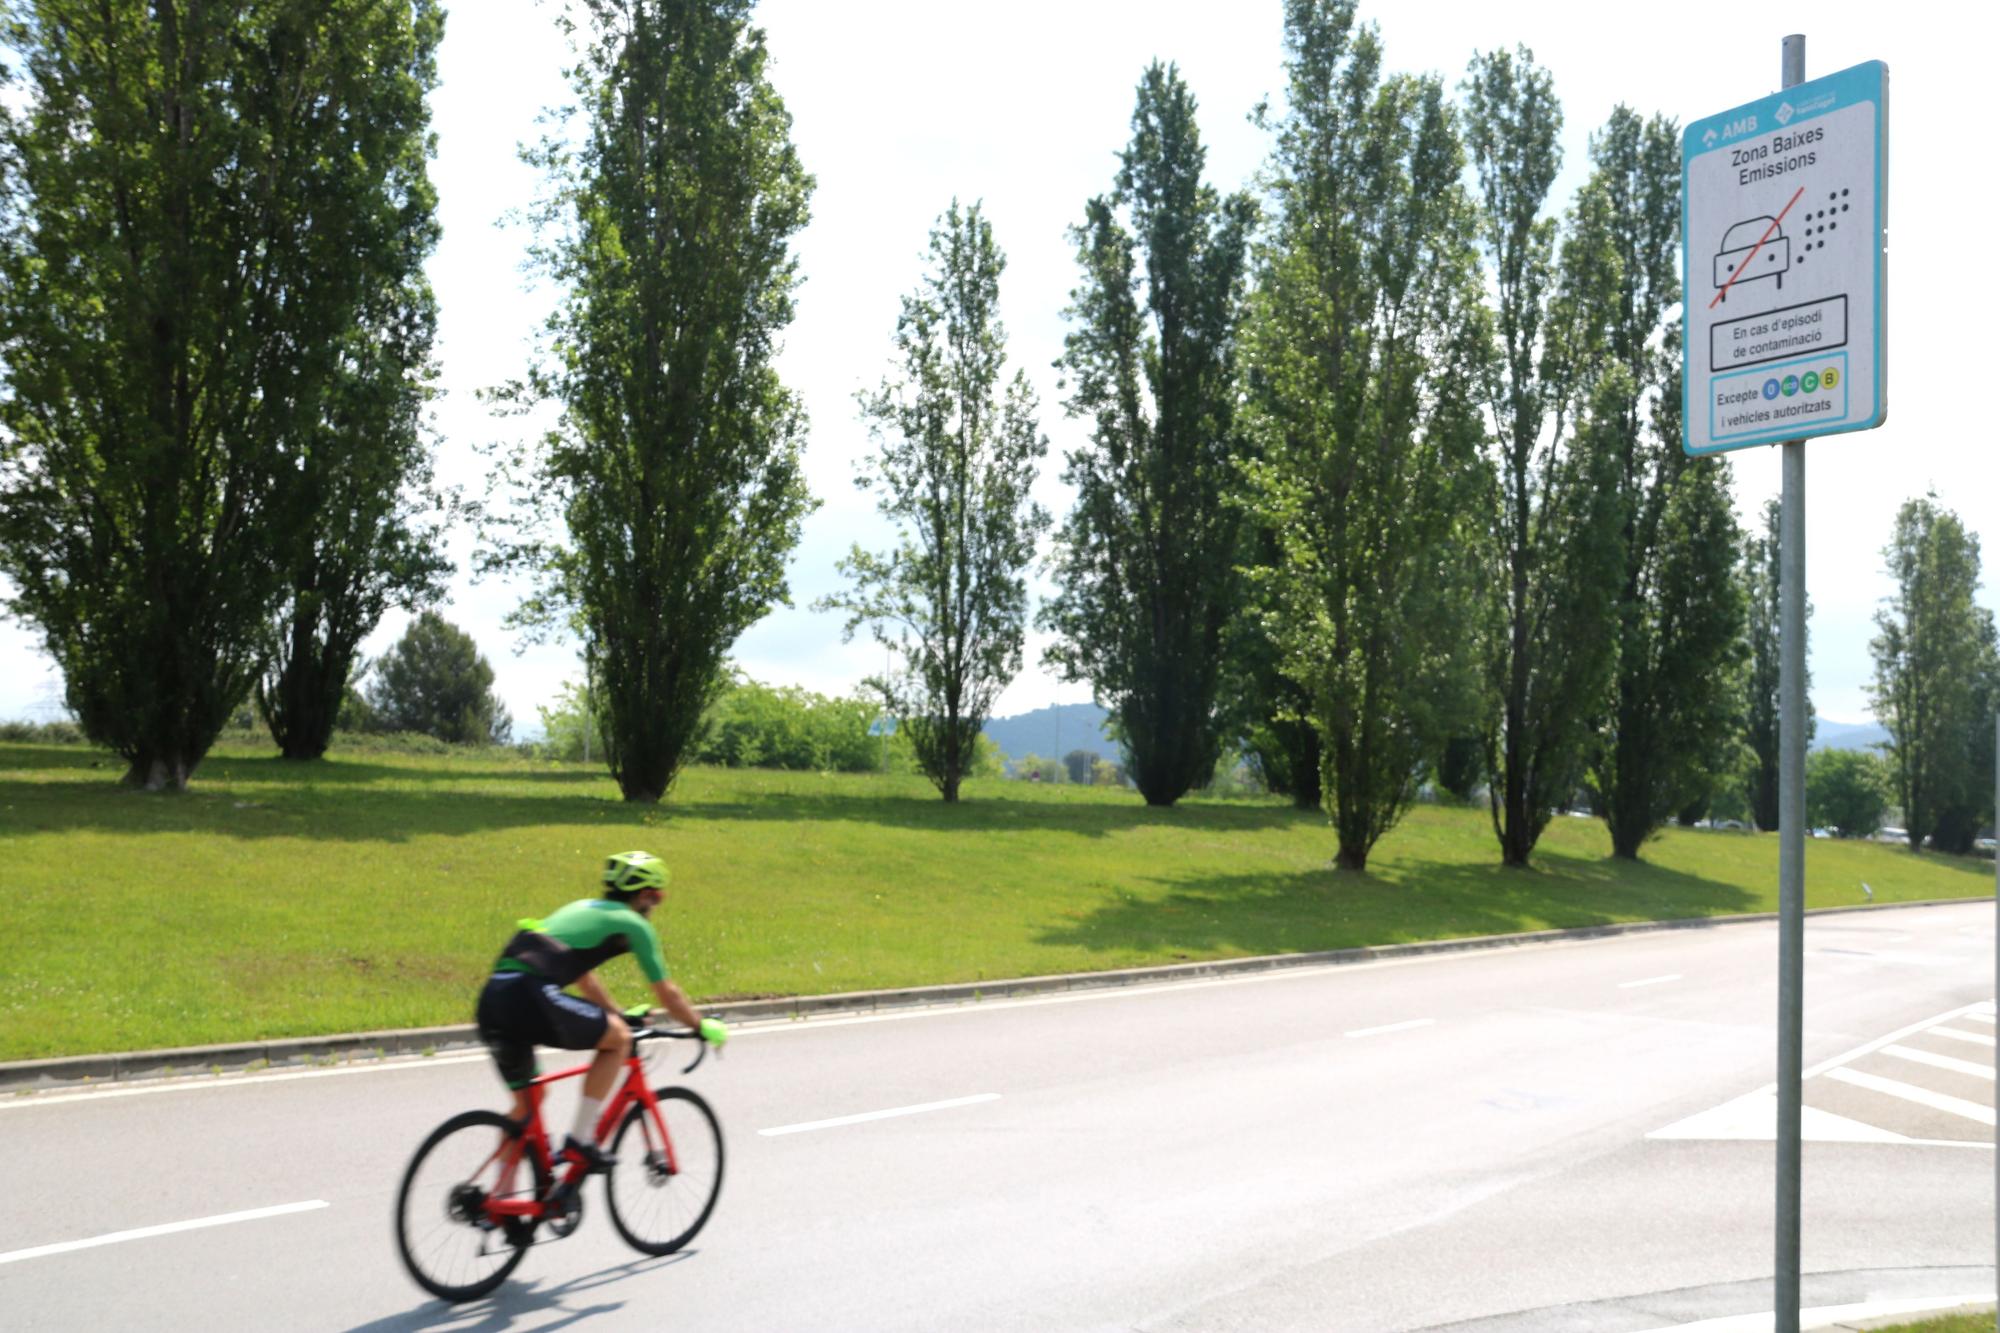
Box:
[1931,1026,1997,1048]
[1969,1012,1997,1026]
[1881,1044,1994,1080]
[1824,1067,1997,1125]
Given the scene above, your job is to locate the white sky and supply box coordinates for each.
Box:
[1,0,1990,732]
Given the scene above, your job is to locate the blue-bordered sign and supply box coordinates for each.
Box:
[1683,61,1887,455]
[867,716,897,737]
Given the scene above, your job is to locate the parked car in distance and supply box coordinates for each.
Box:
[1873,826,1908,844]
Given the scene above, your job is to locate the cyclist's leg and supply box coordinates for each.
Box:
[532,983,626,1149]
[475,973,540,1122]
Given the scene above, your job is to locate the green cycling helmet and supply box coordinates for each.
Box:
[603,849,668,895]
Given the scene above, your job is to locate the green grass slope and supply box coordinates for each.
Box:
[1,742,1989,1060]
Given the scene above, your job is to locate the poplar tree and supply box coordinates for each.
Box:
[1581,110,1747,859]
[0,0,451,789]
[1462,47,1624,868]
[258,3,450,761]
[1041,61,1257,808]
[820,201,1049,803]
[483,0,814,803]
[1870,495,2000,854]
[1242,0,1492,871]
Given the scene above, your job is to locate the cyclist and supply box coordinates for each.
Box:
[475,850,728,1178]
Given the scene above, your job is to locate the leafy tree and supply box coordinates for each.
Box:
[1806,748,1890,839]
[534,679,604,763]
[1090,756,1125,787]
[1041,61,1257,808]
[1577,110,1748,860]
[0,0,452,789]
[259,3,450,760]
[1870,495,2000,854]
[482,0,814,803]
[818,202,1047,803]
[1241,0,1492,871]
[1462,47,1625,868]
[1740,497,1814,831]
[1012,752,1065,783]
[365,611,511,745]
[1063,749,1101,785]
[1435,735,1484,805]
[1221,527,1321,810]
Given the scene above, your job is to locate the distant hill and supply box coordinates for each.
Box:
[1811,716,1890,753]
[982,702,1116,763]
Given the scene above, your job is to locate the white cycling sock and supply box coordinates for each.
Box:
[572,1094,604,1145]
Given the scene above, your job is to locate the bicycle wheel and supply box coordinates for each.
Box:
[605,1086,724,1256]
[394,1109,549,1302]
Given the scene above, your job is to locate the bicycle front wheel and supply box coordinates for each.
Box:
[394,1109,548,1302]
[605,1085,724,1255]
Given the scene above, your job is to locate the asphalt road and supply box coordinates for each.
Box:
[2,900,1993,1332]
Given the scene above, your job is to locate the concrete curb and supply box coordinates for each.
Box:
[3,896,1982,1093]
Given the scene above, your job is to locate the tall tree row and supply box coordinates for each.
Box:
[1240,0,1491,871]
[0,0,450,789]
[1041,62,1257,808]
[820,200,1049,803]
[483,0,815,804]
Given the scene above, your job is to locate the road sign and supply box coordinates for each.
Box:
[1682,61,1888,456]
[867,716,897,737]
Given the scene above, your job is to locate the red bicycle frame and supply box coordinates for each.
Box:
[482,1047,679,1222]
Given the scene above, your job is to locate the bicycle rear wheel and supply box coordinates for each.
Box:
[395,1109,549,1302]
[605,1086,724,1256]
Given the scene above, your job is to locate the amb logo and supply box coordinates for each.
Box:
[1701,115,1760,149]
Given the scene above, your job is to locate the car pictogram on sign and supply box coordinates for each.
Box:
[1713,216,1791,301]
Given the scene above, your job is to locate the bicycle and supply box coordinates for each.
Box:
[394,1015,725,1302]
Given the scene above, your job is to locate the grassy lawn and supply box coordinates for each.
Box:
[1869,1313,1995,1332]
[1,741,1991,1061]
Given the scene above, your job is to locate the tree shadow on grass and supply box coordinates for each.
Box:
[1031,856,1764,960]
[0,766,1317,843]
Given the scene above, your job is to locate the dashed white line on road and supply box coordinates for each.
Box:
[1968,1011,1996,1025]
[1344,1019,1435,1039]
[760,1093,1000,1137]
[1824,1068,1997,1125]
[1931,1026,1997,1048]
[0,1200,328,1267]
[1881,1044,1994,1080]
[1618,974,1683,989]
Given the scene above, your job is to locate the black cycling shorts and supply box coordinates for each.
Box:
[475,971,610,1090]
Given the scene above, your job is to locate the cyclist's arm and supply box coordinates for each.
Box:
[648,978,703,1031]
[575,969,618,1014]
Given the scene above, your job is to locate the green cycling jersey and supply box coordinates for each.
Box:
[494,898,670,987]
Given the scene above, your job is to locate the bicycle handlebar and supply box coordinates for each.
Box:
[630,1016,722,1076]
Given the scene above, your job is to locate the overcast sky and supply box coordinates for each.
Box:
[1,0,1989,733]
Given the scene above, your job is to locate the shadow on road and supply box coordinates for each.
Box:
[344,1251,694,1332]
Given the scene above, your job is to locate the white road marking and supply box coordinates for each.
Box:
[1618,974,1682,989]
[1824,1068,1996,1126]
[1801,1000,1997,1078]
[1932,1026,1997,1048]
[1967,1011,1996,1025]
[1648,1090,1910,1143]
[1638,1292,1996,1332]
[759,1093,1000,1137]
[0,1200,328,1267]
[0,1053,493,1110]
[1881,1044,1993,1080]
[1344,1018,1435,1039]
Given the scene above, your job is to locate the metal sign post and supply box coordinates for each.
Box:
[1774,42,1808,1329]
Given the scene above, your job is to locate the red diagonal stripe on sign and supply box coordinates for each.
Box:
[1708,185,1806,310]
